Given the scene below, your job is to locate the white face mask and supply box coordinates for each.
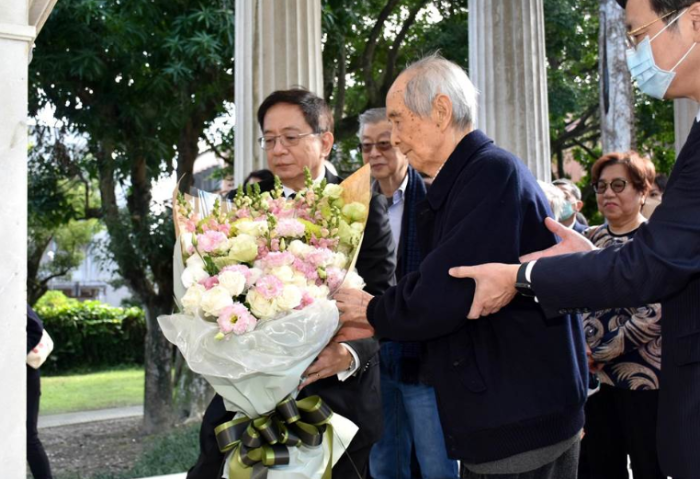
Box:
[626,8,696,100]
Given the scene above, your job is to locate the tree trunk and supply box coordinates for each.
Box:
[143,296,175,434]
[173,352,215,422]
[599,0,635,153]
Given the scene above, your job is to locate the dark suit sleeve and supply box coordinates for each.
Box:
[367,156,554,341]
[355,193,396,296]
[532,148,700,318]
[27,305,44,354]
[340,338,380,377]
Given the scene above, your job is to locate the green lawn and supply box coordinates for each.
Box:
[41,367,144,415]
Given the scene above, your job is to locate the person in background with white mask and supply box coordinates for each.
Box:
[448,1,700,477]
[552,179,588,233]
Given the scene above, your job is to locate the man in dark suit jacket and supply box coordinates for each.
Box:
[187,88,395,479]
[450,1,700,476]
[552,179,588,234]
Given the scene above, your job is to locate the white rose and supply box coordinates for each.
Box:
[217,271,247,297]
[235,219,269,238]
[228,234,259,263]
[247,290,279,320]
[291,272,309,288]
[287,240,312,259]
[181,264,210,288]
[200,285,234,317]
[323,183,344,200]
[270,265,294,283]
[341,270,366,290]
[307,284,330,300]
[277,285,302,311]
[185,253,205,268]
[181,284,206,315]
[248,267,263,285]
[332,252,348,269]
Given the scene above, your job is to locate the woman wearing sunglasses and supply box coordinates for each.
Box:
[579,151,664,479]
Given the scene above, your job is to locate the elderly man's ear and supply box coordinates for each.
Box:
[433,94,453,131]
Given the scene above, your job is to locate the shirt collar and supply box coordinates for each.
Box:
[282,166,326,198]
[393,171,410,203]
[696,107,700,123]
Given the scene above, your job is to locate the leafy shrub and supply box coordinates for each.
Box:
[35,291,146,374]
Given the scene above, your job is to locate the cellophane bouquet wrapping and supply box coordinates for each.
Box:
[158,165,373,478]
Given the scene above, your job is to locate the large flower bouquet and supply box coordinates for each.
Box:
[158,165,372,479]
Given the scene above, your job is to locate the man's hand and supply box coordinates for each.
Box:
[300,342,352,390]
[519,217,596,263]
[334,288,374,328]
[448,263,519,319]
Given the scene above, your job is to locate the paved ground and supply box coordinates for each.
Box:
[38,405,144,428]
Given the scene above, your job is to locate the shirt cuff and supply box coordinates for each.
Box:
[336,343,360,382]
[525,260,539,303]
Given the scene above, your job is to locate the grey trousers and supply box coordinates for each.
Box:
[461,442,580,479]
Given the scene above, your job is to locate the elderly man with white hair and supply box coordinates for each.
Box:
[335,54,588,479]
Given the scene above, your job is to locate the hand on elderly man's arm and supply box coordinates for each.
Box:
[449,218,598,319]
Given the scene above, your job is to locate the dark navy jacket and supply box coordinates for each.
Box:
[367,130,588,463]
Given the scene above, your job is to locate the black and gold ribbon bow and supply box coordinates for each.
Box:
[215,395,335,479]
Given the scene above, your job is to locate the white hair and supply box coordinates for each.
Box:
[538,180,566,221]
[358,108,388,138]
[401,53,478,130]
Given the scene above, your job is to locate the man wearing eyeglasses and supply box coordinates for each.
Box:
[358,108,458,479]
[449,1,700,477]
[186,88,395,479]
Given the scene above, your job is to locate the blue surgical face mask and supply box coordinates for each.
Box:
[626,9,696,100]
[560,201,575,222]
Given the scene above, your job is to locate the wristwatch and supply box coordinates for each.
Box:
[346,356,356,372]
[515,262,535,297]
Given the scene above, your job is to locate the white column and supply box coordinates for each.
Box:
[469,0,551,181]
[234,0,323,185]
[674,98,700,156]
[599,0,634,153]
[0,3,33,478]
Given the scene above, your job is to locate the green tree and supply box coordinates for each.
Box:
[30,0,234,432]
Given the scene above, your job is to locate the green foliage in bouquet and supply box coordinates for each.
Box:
[35,291,147,374]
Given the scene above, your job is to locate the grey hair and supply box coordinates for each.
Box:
[358,108,388,138]
[538,180,566,221]
[552,178,582,201]
[401,53,478,130]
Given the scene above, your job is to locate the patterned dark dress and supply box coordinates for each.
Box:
[583,225,662,390]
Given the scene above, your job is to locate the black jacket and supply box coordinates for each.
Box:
[367,131,587,463]
[533,118,700,478]
[27,305,44,354]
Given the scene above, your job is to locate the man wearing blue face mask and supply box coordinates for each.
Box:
[447,1,700,478]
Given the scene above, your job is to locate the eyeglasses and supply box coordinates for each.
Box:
[258,132,319,150]
[625,9,677,48]
[593,179,629,194]
[359,141,393,153]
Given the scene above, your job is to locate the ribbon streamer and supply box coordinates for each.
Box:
[215,395,335,479]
